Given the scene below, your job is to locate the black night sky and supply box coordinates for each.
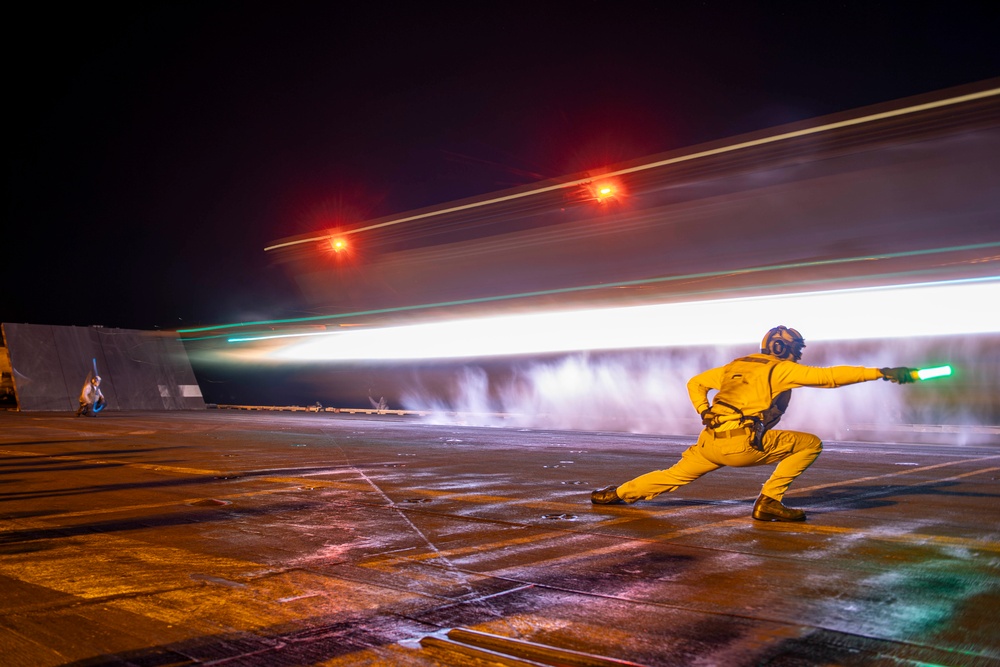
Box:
[6,2,999,331]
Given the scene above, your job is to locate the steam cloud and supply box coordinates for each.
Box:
[400,335,998,443]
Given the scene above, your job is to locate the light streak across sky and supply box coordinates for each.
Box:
[237,278,1000,362]
[263,86,1000,253]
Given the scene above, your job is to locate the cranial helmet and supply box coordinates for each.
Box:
[761,326,805,361]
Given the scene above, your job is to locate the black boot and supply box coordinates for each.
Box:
[752,494,805,522]
[591,485,624,505]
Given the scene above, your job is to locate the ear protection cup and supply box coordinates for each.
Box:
[761,326,805,360]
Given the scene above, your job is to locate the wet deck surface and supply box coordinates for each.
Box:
[1,410,998,666]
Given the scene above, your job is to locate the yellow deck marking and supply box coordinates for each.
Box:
[0,448,226,476]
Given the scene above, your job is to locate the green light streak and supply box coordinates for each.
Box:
[175,241,1000,339]
[915,365,953,381]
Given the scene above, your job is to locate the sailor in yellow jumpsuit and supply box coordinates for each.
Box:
[591,326,915,521]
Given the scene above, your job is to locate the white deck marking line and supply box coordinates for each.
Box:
[783,454,1000,498]
[319,430,497,603]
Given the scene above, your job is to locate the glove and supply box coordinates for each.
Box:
[700,409,720,429]
[880,367,916,384]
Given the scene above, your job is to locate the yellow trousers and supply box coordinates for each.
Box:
[616,428,822,503]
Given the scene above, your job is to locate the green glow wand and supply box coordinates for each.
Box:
[910,365,953,381]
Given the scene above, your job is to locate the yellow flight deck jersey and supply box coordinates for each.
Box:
[687,354,883,432]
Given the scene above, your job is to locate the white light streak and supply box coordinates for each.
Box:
[264,86,1000,253]
[264,279,1000,362]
